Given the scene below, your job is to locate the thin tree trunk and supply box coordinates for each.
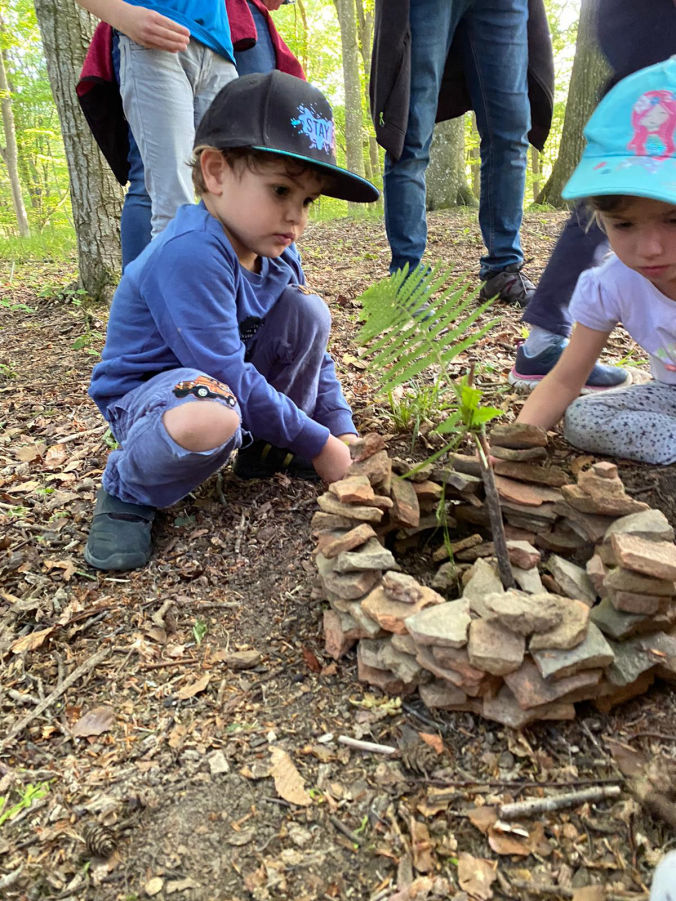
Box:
[427,117,474,210]
[0,43,30,237]
[334,0,366,214]
[530,146,541,202]
[33,0,123,301]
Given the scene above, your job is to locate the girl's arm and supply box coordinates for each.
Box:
[516,323,612,430]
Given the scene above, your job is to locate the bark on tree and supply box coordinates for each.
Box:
[0,45,30,237]
[334,0,366,213]
[426,117,475,211]
[530,146,541,202]
[33,0,123,301]
[354,0,382,203]
[536,0,609,208]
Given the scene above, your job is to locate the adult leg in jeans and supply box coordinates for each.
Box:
[383,0,469,275]
[119,37,236,236]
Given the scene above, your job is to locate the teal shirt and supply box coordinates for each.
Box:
[124,0,234,62]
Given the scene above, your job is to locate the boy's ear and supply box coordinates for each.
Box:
[200,149,229,194]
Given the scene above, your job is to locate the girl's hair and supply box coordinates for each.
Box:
[191,145,327,194]
[586,194,633,231]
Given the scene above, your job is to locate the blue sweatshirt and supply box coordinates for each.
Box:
[123,0,234,62]
[89,202,355,460]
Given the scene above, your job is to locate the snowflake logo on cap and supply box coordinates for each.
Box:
[291,105,335,156]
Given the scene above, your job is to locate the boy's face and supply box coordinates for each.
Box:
[202,152,323,270]
[600,196,676,300]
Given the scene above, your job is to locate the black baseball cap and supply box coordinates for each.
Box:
[194,70,379,204]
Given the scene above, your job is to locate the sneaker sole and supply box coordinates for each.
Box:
[508,368,633,395]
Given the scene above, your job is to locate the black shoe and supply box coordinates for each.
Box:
[232,439,318,480]
[84,489,155,571]
[479,268,535,307]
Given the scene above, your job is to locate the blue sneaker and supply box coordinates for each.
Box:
[509,341,631,393]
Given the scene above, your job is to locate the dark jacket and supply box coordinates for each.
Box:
[370,0,555,160]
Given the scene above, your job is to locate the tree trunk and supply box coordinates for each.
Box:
[334,0,366,214]
[536,0,609,208]
[354,0,382,206]
[0,45,30,237]
[33,0,123,301]
[530,146,541,202]
[468,113,480,199]
[426,117,474,211]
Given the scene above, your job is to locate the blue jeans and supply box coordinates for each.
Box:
[384,0,531,278]
[234,2,277,75]
[101,287,331,507]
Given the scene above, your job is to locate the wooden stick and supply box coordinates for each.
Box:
[337,735,397,755]
[328,813,364,846]
[475,430,514,589]
[0,645,111,751]
[510,881,644,900]
[499,784,621,819]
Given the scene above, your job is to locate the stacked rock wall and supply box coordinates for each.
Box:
[314,430,676,727]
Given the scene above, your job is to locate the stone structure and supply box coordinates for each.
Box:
[314,430,676,727]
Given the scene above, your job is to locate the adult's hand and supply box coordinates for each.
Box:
[76,0,190,51]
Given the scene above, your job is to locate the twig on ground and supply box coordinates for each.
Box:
[328,813,364,846]
[0,867,24,890]
[499,785,621,819]
[338,735,397,755]
[0,645,112,752]
[510,882,644,900]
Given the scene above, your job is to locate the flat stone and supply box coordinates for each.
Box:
[467,619,525,675]
[553,501,616,543]
[605,588,666,616]
[578,469,633,500]
[411,480,443,506]
[490,444,548,462]
[561,483,648,517]
[504,525,537,543]
[591,461,619,480]
[329,474,377,504]
[389,477,420,528]
[505,659,602,709]
[605,508,675,544]
[610,533,676,580]
[311,511,357,533]
[356,653,414,696]
[347,450,392,490]
[505,540,541,570]
[489,422,548,449]
[532,622,614,679]
[455,540,497,562]
[316,552,381,600]
[419,680,470,710]
[447,453,482,477]
[501,499,559,524]
[431,645,487,684]
[590,597,657,640]
[586,553,608,594]
[431,561,460,591]
[482,684,575,728]
[512,565,544,594]
[595,669,655,713]
[380,642,423,685]
[317,492,384,523]
[341,600,387,638]
[605,633,676,687]
[319,523,377,558]
[529,598,590,651]
[603,566,676,596]
[416,646,491,696]
[494,475,562,507]
[536,525,592,555]
[493,459,569,487]
[334,538,399,573]
[391,632,418,656]
[361,584,439,635]
[481,590,563,636]
[405,598,471,648]
[546,555,597,605]
[462,559,505,617]
[323,608,358,659]
[382,571,425,604]
[348,433,386,462]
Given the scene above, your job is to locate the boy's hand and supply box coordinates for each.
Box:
[312,434,354,484]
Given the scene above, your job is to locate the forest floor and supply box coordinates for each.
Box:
[1,208,675,901]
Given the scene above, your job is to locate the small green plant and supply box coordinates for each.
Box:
[0,782,50,828]
[192,619,208,645]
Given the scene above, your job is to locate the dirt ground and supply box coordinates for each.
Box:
[1,209,675,901]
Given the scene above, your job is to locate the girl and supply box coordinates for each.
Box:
[516,57,676,465]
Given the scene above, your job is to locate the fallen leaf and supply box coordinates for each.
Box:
[15,444,44,463]
[269,747,311,806]
[144,876,164,896]
[43,558,77,581]
[605,737,645,778]
[468,806,498,835]
[11,626,56,654]
[302,647,321,673]
[418,732,444,754]
[166,878,200,894]
[572,888,605,901]
[72,705,115,737]
[487,825,531,856]
[570,454,595,478]
[457,852,497,900]
[409,818,434,873]
[43,444,68,470]
[176,673,210,700]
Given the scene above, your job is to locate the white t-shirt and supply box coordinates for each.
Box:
[569,254,676,385]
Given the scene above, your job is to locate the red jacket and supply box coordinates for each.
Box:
[77,1,304,185]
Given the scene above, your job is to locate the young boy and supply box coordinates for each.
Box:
[84,71,379,572]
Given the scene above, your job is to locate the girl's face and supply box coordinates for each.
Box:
[600,196,676,300]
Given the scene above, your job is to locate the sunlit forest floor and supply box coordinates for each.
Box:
[0,208,674,901]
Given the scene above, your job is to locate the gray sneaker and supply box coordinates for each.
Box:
[479,268,535,308]
[84,488,155,571]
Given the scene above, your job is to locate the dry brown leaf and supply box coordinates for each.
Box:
[43,444,68,470]
[15,444,44,463]
[418,732,444,754]
[176,673,211,700]
[11,626,56,654]
[605,737,646,778]
[269,747,311,806]
[570,454,595,478]
[572,888,605,901]
[302,646,321,673]
[43,558,77,581]
[468,806,498,835]
[409,818,434,873]
[487,826,531,857]
[71,705,115,737]
[457,852,497,900]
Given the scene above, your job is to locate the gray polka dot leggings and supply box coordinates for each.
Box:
[564,382,676,465]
